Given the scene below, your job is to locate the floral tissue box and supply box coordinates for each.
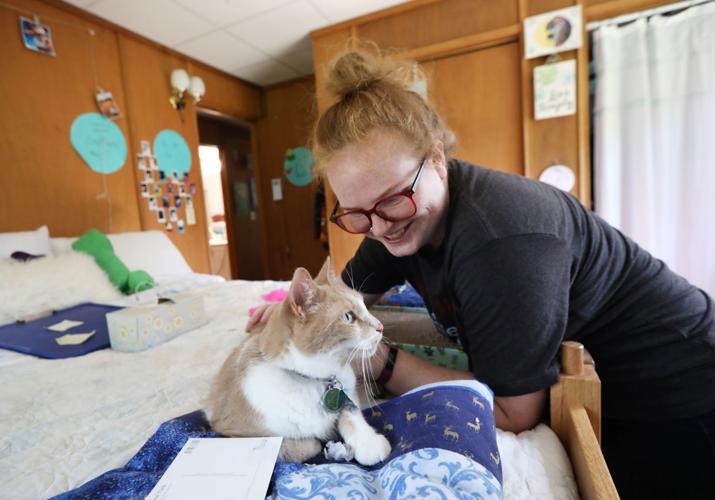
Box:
[106,294,207,352]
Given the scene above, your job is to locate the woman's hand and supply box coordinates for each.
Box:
[245,303,277,332]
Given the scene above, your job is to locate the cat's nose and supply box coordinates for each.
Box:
[375,322,383,333]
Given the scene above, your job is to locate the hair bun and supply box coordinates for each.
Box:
[327,50,385,98]
[327,48,420,100]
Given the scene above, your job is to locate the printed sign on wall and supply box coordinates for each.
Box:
[284,147,313,187]
[70,112,127,173]
[523,6,582,59]
[534,59,576,120]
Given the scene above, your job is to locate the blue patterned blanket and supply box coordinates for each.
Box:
[54,381,501,499]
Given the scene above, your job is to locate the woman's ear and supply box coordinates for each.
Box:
[429,140,447,180]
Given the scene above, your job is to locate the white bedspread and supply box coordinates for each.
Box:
[0,275,577,499]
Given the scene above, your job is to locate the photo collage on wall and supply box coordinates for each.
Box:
[137,140,197,234]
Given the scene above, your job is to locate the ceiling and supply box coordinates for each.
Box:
[62,0,408,86]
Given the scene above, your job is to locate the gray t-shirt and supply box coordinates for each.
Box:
[343,159,715,421]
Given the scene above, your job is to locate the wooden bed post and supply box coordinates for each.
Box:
[550,341,619,499]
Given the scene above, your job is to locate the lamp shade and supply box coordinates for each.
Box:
[170,69,190,92]
[188,76,206,101]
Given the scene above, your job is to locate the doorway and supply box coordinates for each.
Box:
[197,111,266,280]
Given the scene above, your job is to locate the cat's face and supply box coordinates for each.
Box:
[286,259,383,361]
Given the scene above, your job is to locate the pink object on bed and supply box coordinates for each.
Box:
[261,289,288,302]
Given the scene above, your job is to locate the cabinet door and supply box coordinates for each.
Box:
[424,42,523,175]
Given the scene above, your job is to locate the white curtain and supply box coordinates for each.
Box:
[593,2,715,298]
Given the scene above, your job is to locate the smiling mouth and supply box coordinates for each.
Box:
[384,221,412,242]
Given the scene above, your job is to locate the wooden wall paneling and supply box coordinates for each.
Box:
[585,0,677,20]
[0,0,141,235]
[518,0,582,204]
[118,34,210,273]
[189,62,262,121]
[256,77,328,280]
[356,0,519,51]
[424,43,524,175]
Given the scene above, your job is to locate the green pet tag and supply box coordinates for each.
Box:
[323,377,348,412]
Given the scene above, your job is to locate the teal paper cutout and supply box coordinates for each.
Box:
[284,147,314,187]
[154,129,192,177]
[70,113,127,174]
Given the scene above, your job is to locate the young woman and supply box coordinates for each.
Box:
[249,49,715,498]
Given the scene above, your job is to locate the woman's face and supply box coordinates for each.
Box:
[327,128,449,258]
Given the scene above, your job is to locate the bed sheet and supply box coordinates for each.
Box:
[0,274,577,499]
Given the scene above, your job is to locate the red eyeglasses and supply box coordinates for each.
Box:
[330,158,426,234]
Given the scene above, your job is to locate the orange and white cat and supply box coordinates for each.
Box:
[206,259,391,465]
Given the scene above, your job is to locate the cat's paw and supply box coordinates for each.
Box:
[353,433,391,466]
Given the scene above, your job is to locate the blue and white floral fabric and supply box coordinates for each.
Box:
[54,381,501,499]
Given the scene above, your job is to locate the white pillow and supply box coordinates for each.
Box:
[51,230,193,277]
[0,226,52,259]
[109,231,192,277]
[0,251,123,326]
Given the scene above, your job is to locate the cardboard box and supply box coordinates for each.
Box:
[106,294,207,352]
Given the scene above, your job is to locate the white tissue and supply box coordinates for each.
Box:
[323,441,354,462]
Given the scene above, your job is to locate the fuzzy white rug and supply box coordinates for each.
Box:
[0,251,123,326]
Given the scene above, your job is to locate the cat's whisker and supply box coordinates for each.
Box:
[357,272,375,295]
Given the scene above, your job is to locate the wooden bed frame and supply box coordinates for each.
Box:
[374,310,619,498]
[551,341,619,499]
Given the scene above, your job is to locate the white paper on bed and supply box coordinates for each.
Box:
[0,275,578,500]
[147,437,282,500]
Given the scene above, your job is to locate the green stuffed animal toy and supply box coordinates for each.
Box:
[72,229,154,294]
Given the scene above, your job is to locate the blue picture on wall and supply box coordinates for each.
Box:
[70,112,127,174]
[154,130,192,178]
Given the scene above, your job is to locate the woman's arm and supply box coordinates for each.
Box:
[369,343,545,433]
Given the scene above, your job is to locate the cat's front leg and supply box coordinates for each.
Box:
[338,408,391,466]
[279,437,323,463]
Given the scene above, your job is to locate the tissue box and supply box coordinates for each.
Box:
[106,294,207,352]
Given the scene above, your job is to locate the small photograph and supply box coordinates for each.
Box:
[153,184,161,195]
[185,195,193,208]
[140,140,151,156]
[165,222,173,232]
[167,183,174,194]
[149,156,158,170]
[174,195,182,209]
[95,90,120,119]
[144,170,154,183]
[20,17,56,56]
[171,171,179,183]
[162,196,170,208]
[137,155,147,170]
[169,207,178,222]
[179,184,186,196]
[139,182,149,197]
[148,196,157,210]
[189,183,197,195]
[157,208,166,223]
[177,219,185,234]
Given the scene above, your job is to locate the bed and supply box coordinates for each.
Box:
[0,228,617,499]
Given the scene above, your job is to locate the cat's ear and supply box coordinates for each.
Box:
[287,267,316,319]
[315,257,335,286]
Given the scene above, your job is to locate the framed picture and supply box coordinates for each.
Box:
[19,17,56,56]
[96,90,120,119]
[523,6,582,59]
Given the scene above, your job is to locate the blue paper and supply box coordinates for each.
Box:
[284,146,314,187]
[70,113,127,174]
[154,130,192,177]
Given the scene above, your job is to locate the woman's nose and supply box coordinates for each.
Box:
[369,216,392,238]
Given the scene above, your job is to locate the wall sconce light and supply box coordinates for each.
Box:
[170,68,206,119]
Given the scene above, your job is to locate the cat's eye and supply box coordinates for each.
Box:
[341,312,354,324]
